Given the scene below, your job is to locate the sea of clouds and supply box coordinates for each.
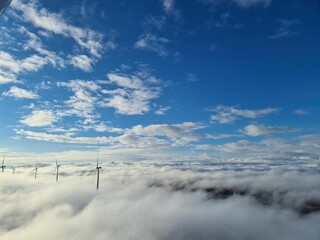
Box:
[1,160,320,240]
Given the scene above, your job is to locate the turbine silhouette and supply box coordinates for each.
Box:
[94,154,102,190]
[32,162,39,179]
[1,153,6,172]
[0,0,12,16]
[55,159,61,182]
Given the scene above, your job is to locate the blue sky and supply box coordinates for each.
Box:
[0,0,319,162]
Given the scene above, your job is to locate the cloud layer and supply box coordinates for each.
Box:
[0,162,320,240]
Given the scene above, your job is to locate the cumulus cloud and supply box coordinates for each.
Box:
[2,86,39,99]
[57,80,100,124]
[20,110,57,127]
[209,105,280,124]
[135,33,170,57]
[0,163,319,240]
[70,55,94,72]
[101,71,163,115]
[0,50,54,84]
[242,124,301,136]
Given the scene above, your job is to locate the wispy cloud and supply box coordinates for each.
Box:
[135,33,170,57]
[241,124,301,136]
[269,19,300,39]
[293,109,311,115]
[161,0,181,20]
[206,133,242,139]
[11,0,104,57]
[154,106,171,115]
[208,105,280,124]
[186,73,199,82]
[2,86,39,99]
[214,134,320,160]
[232,0,271,8]
[198,0,271,9]
[127,122,204,144]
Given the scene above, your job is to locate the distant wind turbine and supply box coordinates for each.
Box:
[1,153,6,172]
[55,159,61,182]
[94,154,102,190]
[0,0,12,16]
[32,162,39,179]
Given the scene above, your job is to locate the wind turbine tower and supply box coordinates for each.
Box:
[1,153,6,172]
[96,155,102,190]
[32,162,39,179]
[55,159,61,182]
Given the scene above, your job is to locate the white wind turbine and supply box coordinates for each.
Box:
[32,162,39,179]
[94,154,102,190]
[1,153,6,172]
[55,159,61,182]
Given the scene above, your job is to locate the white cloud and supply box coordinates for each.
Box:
[154,106,171,115]
[70,55,94,72]
[100,72,163,115]
[20,110,57,127]
[232,0,271,8]
[269,19,300,39]
[11,0,104,57]
[162,0,175,13]
[128,122,204,144]
[57,80,101,125]
[135,33,170,57]
[242,124,301,136]
[19,26,65,69]
[214,134,320,160]
[186,73,199,82]
[206,133,242,139]
[199,0,271,8]
[15,129,113,145]
[293,109,310,115]
[0,164,320,240]
[209,105,280,124]
[2,86,39,99]
[0,51,54,84]
[161,0,181,20]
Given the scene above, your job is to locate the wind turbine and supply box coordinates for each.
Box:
[94,154,102,190]
[55,159,61,182]
[32,162,39,179]
[1,153,6,172]
[0,0,12,16]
